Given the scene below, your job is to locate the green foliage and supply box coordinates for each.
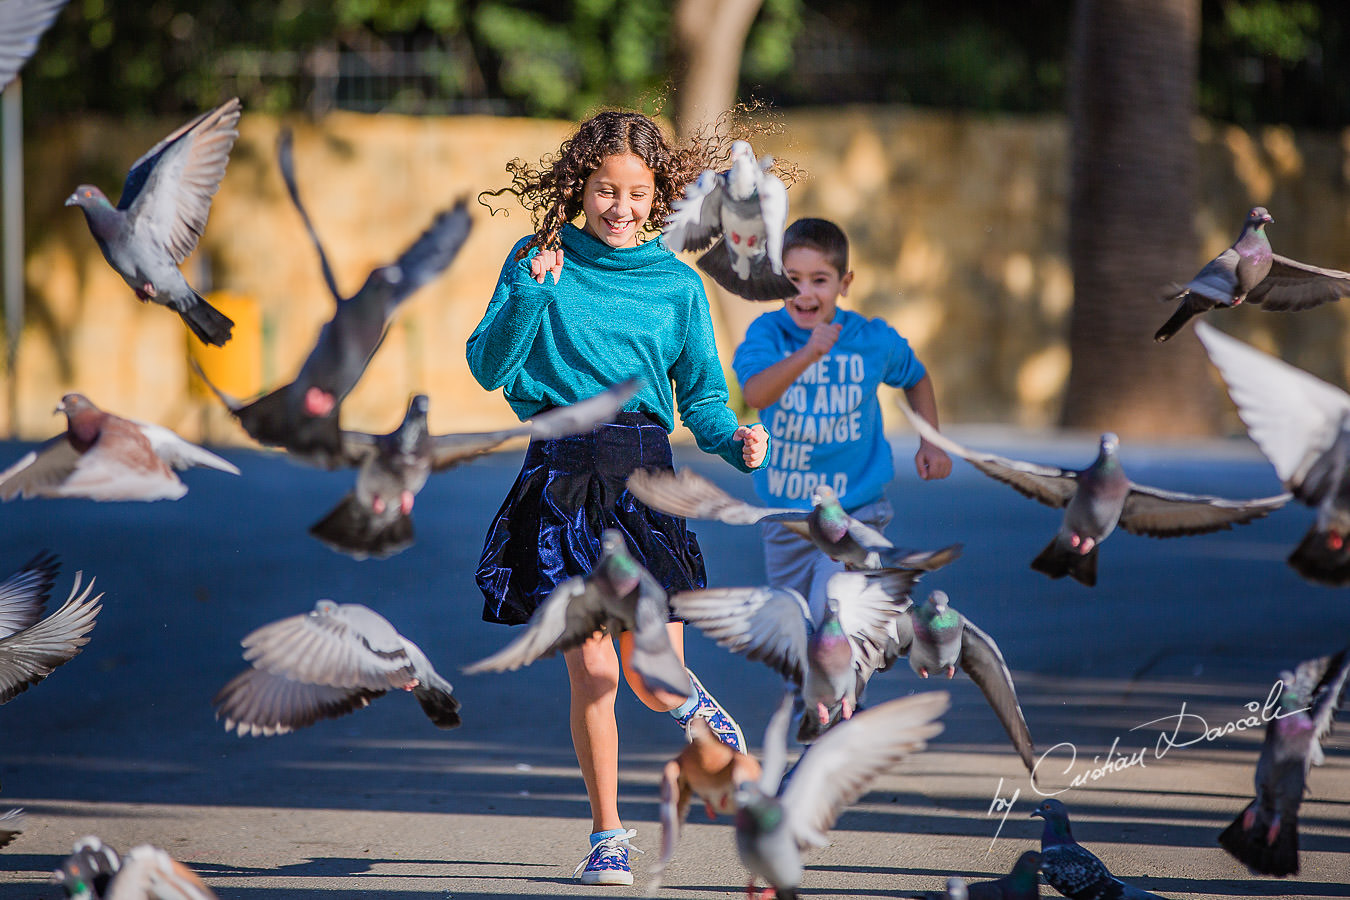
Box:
[1221,0,1318,62]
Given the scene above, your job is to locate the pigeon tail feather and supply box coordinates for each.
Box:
[1030,538,1097,587]
[235,389,342,462]
[309,494,415,560]
[1287,523,1350,586]
[1218,801,1300,877]
[179,289,235,346]
[413,677,462,729]
[1153,301,1197,343]
[696,240,798,301]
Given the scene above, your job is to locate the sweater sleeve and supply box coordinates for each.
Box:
[671,284,765,473]
[465,242,556,392]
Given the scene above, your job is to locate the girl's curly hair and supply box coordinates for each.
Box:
[480,108,797,260]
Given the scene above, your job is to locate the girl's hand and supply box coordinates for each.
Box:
[530,248,565,284]
[915,441,952,480]
[735,423,769,469]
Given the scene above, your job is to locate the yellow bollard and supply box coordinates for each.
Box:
[187,291,264,399]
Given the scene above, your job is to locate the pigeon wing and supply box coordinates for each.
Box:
[1306,648,1350,756]
[524,378,640,441]
[827,570,916,674]
[370,201,474,308]
[277,126,341,301]
[0,550,59,638]
[959,618,1035,772]
[759,691,797,795]
[1117,483,1289,537]
[133,421,240,474]
[0,434,82,499]
[213,667,382,736]
[238,605,416,691]
[0,0,67,92]
[398,638,462,729]
[1194,321,1350,489]
[463,578,609,673]
[779,692,948,850]
[626,570,692,697]
[428,428,531,472]
[663,170,725,253]
[105,845,218,900]
[121,98,241,264]
[897,394,1079,507]
[627,468,807,525]
[0,572,100,705]
[1248,255,1350,312]
[756,172,791,274]
[650,759,692,892]
[670,586,810,684]
[1182,248,1241,303]
[0,808,23,849]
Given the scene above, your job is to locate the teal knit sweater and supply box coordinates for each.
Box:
[466,224,764,472]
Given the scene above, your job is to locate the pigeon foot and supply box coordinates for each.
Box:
[372,496,386,515]
[304,387,336,417]
[1242,807,1256,831]
[705,801,717,820]
[919,667,930,678]
[816,702,830,726]
[402,677,420,691]
[400,490,414,515]
[1266,815,1281,845]
[945,665,956,678]
[1328,532,1344,551]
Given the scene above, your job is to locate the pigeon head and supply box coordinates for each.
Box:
[1246,207,1274,228]
[1098,432,1119,456]
[926,590,950,613]
[943,877,968,900]
[725,140,760,201]
[1030,798,1073,840]
[56,394,103,446]
[312,599,340,616]
[600,530,626,555]
[64,185,111,210]
[811,484,841,509]
[1012,850,1042,878]
[55,393,96,417]
[734,782,782,830]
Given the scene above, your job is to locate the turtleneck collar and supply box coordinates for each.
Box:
[559,223,672,271]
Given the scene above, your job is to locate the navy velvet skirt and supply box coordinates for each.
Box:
[475,411,707,626]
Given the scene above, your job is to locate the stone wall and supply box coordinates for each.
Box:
[4,106,1349,444]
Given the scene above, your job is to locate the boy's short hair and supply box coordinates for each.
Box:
[783,218,849,276]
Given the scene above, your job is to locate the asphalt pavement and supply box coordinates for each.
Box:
[0,427,1347,900]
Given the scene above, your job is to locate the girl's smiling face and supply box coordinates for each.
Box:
[581,153,655,249]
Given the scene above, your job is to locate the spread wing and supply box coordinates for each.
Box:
[462,578,609,673]
[133,421,240,474]
[0,435,80,499]
[959,619,1035,772]
[0,550,59,638]
[121,98,241,264]
[626,467,808,526]
[1306,648,1350,756]
[663,169,725,253]
[0,0,67,92]
[237,608,415,691]
[896,393,1079,508]
[827,570,916,675]
[1118,483,1289,537]
[356,201,473,309]
[213,667,382,736]
[670,586,810,684]
[650,759,694,892]
[1248,255,1350,312]
[756,171,790,273]
[0,571,100,705]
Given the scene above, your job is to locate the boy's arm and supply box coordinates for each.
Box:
[741,322,842,409]
[904,374,953,481]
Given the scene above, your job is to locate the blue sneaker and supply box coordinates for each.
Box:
[674,668,745,753]
[573,829,641,885]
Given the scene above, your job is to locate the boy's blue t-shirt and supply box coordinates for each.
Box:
[732,307,926,511]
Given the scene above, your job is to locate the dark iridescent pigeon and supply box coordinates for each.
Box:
[214,599,461,736]
[931,851,1043,900]
[1218,648,1350,877]
[0,0,67,92]
[464,529,691,699]
[310,379,638,560]
[1195,320,1350,585]
[53,837,217,900]
[66,98,240,346]
[883,590,1035,773]
[627,467,961,572]
[671,569,920,742]
[1155,207,1350,342]
[0,393,239,502]
[0,561,100,705]
[1032,799,1168,900]
[898,394,1288,587]
[663,140,797,301]
[735,690,948,900]
[197,128,472,465]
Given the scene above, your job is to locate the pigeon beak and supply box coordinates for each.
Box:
[53,400,66,415]
[64,193,79,207]
[1029,808,1045,820]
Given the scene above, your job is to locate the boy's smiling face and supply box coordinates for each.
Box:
[783,245,852,330]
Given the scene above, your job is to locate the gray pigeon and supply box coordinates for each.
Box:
[310,379,638,560]
[66,98,240,346]
[672,569,920,742]
[663,140,797,300]
[1155,207,1350,342]
[464,529,691,699]
[898,394,1289,586]
[0,808,23,849]
[0,563,100,705]
[196,128,472,464]
[53,837,217,900]
[0,393,239,502]
[1218,647,1350,876]
[1195,320,1350,584]
[735,690,949,900]
[1032,799,1168,900]
[0,0,67,92]
[627,467,962,572]
[214,599,461,736]
[960,850,1044,900]
[885,590,1035,773]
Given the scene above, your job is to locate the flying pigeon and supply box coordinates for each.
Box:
[663,140,797,301]
[0,808,23,849]
[897,393,1288,586]
[672,569,920,743]
[0,393,239,502]
[53,836,217,900]
[735,690,948,900]
[647,716,764,893]
[1194,320,1350,584]
[309,379,638,560]
[1032,799,1168,900]
[1218,648,1350,877]
[0,0,68,92]
[464,529,691,699]
[1155,207,1350,342]
[196,128,472,465]
[878,590,1036,773]
[214,599,461,736]
[0,556,100,705]
[627,467,962,572]
[65,98,240,346]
